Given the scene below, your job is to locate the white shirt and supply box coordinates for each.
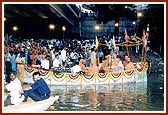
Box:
[51,50,55,61]
[70,52,75,59]
[90,51,96,63]
[53,58,60,68]
[5,78,25,105]
[71,65,82,74]
[61,49,66,62]
[41,59,50,70]
[16,54,25,63]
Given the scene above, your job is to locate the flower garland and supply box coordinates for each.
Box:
[96,73,109,82]
[136,66,143,72]
[97,73,108,79]
[25,66,34,73]
[110,72,122,82]
[111,72,122,78]
[68,74,80,80]
[83,72,94,79]
[123,69,135,79]
[23,62,148,84]
[53,72,64,79]
[67,74,81,83]
[39,69,49,76]
[51,73,66,82]
[82,74,95,83]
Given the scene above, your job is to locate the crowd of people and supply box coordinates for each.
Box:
[4,34,135,83]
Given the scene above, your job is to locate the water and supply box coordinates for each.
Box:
[46,73,164,112]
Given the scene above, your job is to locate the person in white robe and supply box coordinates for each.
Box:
[5,71,25,106]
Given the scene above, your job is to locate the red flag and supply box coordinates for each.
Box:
[124,28,128,43]
[143,29,147,47]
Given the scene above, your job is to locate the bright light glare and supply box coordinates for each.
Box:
[95,25,100,30]
[49,24,55,30]
[62,26,66,31]
[13,26,18,31]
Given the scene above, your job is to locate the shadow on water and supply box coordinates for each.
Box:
[46,73,164,111]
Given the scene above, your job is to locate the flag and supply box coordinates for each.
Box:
[143,29,147,47]
[124,28,128,43]
[113,35,116,50]
[95,36,99,49]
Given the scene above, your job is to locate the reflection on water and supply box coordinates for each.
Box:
[47,74,164,111]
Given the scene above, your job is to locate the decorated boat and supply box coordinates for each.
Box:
[23,31,149,86]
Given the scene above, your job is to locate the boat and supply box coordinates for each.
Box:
[22,34,148,86]
[3,96,59,113]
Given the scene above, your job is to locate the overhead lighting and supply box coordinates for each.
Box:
[41,15,48,19]
[13,26,18,31]
[62,26,66,31]
[49,24,55,30]
[95,25,100,30]
[132,21,136,25]
[137,12,142,17]
[115,23,119,27]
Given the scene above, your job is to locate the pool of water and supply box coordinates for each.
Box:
[46,73,164,112]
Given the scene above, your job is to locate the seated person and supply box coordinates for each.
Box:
[79,59,87,71]
[53,54,60,68]
[100,59,108,72]
[4,71,25,106]
[41,55,50,70]
[71,61,82,74]
[87,61,99,73]
[112,55,124,71]
[23,72,50,102]
[112,58,119,66]
[124,58,135,70]
[123,55,129,67]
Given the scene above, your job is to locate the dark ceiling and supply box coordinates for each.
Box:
[4,4,79,39]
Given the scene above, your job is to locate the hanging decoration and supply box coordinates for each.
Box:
[25,66,34,73]
[39,69,49,76]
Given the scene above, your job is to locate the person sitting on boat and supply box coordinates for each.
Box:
[100,59,108,72]
[124,58,135,70]
[71,61,82,74]
[41,55,50,70]
[123,55,129,67]
[23,72,50,102]
[87,61,99,73]
[53,54,60,69]
[4,71,25,106]
[111,55,124,71]
[79,59,87,71]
